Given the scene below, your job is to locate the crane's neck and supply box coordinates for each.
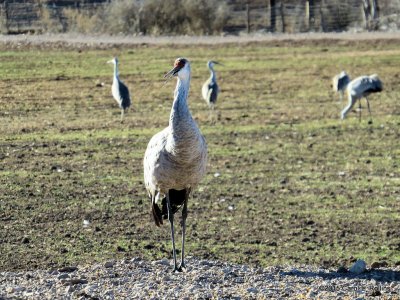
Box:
[113,63,119,81]
[168,75,194,138]
[208,66,216,81]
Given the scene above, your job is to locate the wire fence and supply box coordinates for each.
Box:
[0,0,398,35]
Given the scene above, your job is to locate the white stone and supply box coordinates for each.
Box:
[349,259,367,275]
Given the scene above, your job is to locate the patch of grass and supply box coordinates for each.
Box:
[0,39,399,271]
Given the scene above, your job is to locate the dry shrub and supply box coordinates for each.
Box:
[321,0,362,32]
[62,7,104,34]
[117,0,229,35]
[104,0,140,34]
[40,8,64,33]
[39,0,229,35]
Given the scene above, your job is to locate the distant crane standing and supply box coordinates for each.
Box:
[143,58,207,272]
[107,57,131,121]
[332,71,351,102]
[340,74,383,121]
[202,60,221,110]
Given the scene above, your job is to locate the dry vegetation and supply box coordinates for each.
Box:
[58,0,229,35]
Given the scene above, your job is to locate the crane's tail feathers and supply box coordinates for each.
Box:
[151,189,190,227]
[152,200,163,227]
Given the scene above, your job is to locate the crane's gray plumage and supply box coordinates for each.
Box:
[202,60,220,109]
[143,57,207,272]
[107,57,131,121]
[341,74,383,120]
[332,71,351,102]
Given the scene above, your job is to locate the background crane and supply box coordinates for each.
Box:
[341,74,383,121]
[107,57,131,121]
[143,58,207,272]
[202,60,221,110]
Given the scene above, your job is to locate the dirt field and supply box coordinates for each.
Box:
[0,34,399,271]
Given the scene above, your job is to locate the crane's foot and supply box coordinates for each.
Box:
[171,267,183,273]
[177,263,187,273]
[171,264,186,273]
[368,119,373,125]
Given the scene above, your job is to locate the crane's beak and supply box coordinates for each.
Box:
[164,66,180,79]
[214,61,224,66]
[107,59,114,64]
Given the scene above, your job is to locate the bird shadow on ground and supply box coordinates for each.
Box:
[280,269,400,283]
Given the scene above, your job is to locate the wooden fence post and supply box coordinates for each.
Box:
[269,0,276,32]
[1,1,9,34]
[246,1,250,34]
[280,1,285,32]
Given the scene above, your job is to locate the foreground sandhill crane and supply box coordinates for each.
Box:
[143,58,207,272]
[202,60,221,109]
[107,57,131,121]
[332,71,351,102]
[341,74,383,120]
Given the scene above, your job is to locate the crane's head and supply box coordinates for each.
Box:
[164,57,191,81]
[107,57,118,65]
[207,60,222,69]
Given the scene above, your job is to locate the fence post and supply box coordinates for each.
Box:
[0,1,9,34]
[280,2,285,32]
[305,0,310,31]
[246,1,250,34]
[320,0,326,32]
[268,0,276,32]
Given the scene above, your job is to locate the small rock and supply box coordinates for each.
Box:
[58,266,78,273]
[349,259,367,274]
[130,257,141,263]
[65,285,74,293]
[57,273,70,280]
[152,258,170,266]
[247,287,258,293]
[62,278,88,286]
[104,261,114,268]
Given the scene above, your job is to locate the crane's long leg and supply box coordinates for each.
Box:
[178,192,189,272]
[120,109,125,122]
[166,193,178,272]
[358,100,362,122]
[366,97,372,118]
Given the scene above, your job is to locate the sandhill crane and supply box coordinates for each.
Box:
[143,58,207,272]
[107,57,131,121]
[202,60,221,110]
[332,71,351,102]
[341,74,383,120]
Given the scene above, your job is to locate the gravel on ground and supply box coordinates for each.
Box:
[1,257,399,299]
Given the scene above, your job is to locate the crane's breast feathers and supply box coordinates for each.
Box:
[144,129,207,193]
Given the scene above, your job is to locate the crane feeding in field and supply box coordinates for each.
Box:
[332,71,351,102]
[107,57,131,121]
[143,57,207,272]
[202,60,221,110]
[341,74,383,121]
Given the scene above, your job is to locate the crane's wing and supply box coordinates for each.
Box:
[118,81,131,109]
[206,82,219,105]
[360,76,383,93]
